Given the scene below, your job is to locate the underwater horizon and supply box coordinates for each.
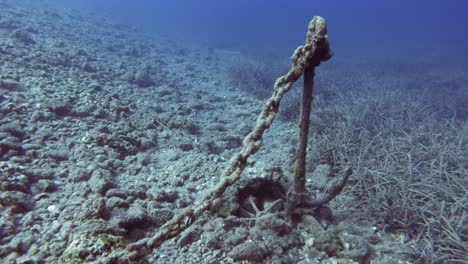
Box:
[41,0,468,57]
[0,0,467,263]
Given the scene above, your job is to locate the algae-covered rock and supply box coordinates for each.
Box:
[0,191,34,213]
[61,233,131,263]
[228,241,271,262]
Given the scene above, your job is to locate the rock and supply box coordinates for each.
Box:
[45,148,69,161]
[87,82,101,91]
[146,208,173,226]
[0,79,26,91]
[134,70,154,87]
[0,191,34,213]
[185,122,202,135]
[94,134,138,156]
[0,138,24,158]
[9,234,34,254]
[203,140,222,155]
[146,187,178,203]
[139,137,156,150]
[177,226,202,247]
[88,170,114,195]
[14,256,38,264]
[106,197,129,209]
[338,232,373,263]
[31,179,58,193]
[0,121,25,138]
[224,227,248,247]
[123,71,134,83]
[0,18,19,30]
[228,241,271,262]
[13,29,35,44]
[314,231,343,257]
[82,62,97,73]
[1,174,30,193]
[300,215,344,256]
[117,205,152,230]
[93,198,111,220]
[61,233,127,263]
[46,98,72,116]
[179,142,193,151]
[222,135,243,149]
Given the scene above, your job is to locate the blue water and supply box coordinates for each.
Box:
[47,0,468,59]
